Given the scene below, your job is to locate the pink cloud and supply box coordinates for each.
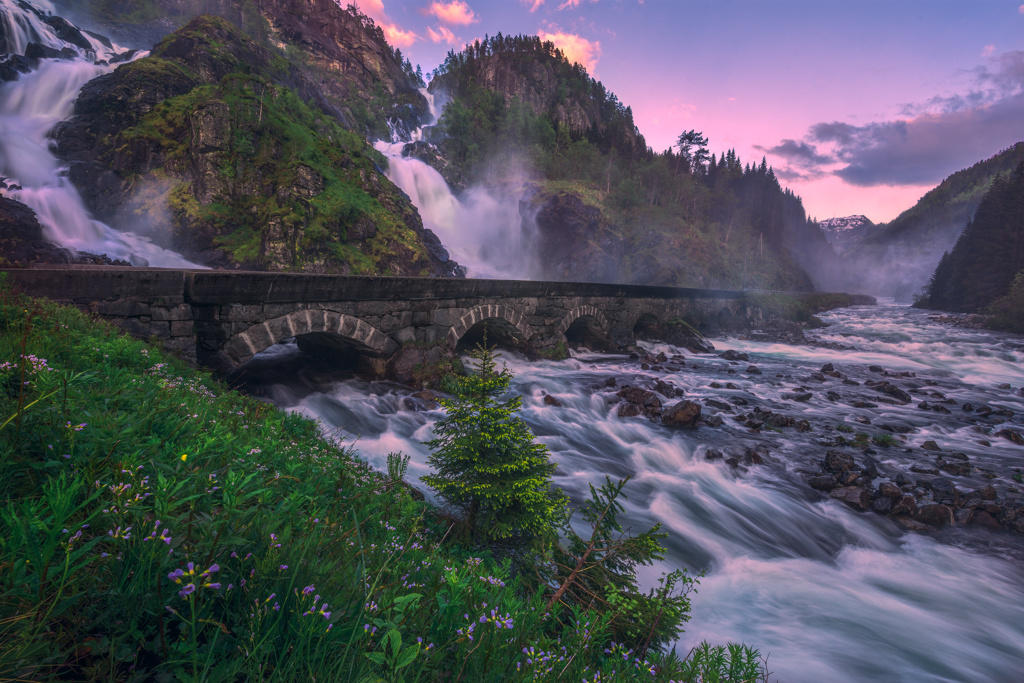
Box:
[523,0,545,10]
[352,0,418,47]
[1019,4,1024,13]
[558,0,582,8]
[427,25,460,44]
[982,44,997,57]
[538,30,601,72]
[426,1,478,25]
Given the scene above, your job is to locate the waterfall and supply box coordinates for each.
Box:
[0,0,201,267]
[374,89,537,279]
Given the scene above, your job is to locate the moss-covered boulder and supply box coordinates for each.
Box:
[55,16,458,276]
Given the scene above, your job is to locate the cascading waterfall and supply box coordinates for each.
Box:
[0,0,201,267]
[240,303,1024,681]
[374,89,537,279]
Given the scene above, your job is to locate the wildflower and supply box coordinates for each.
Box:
[180,454,187,462]
[179,583,196,598]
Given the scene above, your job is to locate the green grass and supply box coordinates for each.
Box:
[0,287,767,681]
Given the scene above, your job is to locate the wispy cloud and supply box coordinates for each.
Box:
[425,1,478,25]
[426,25,459,44]
[760,50,1024,187]
[522,0,545,11]
[538,29,601,72]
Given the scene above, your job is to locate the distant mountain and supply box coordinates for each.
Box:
[818,215,876,254]
[918,162,1024,322]
[840,142,1024,299]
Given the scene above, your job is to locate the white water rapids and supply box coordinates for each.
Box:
[374,89,537,279]
[239,303,1024,682]
[0,0,200,267]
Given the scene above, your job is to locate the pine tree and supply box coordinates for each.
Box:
[423,345,566,544]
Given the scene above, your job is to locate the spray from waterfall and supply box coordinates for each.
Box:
[0,0,201,267]
[374,89,537,279]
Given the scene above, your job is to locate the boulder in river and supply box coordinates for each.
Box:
[662,400,701,428]
[830,486,870,511]
[916,503,954,528]
[869,381,912,404]
[719,350,749,362]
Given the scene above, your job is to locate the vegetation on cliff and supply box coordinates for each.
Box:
[919,162,1024,328]
[55,16,455,276]
[425,35,836,291]
[0,286,766,681]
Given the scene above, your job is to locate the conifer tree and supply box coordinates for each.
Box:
[424,345,566,544]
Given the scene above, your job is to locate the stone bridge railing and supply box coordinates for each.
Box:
[2,267,831,382]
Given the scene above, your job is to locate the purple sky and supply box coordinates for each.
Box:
[355,0,1024,222]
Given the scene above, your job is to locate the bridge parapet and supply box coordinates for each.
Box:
[2,267,817,381]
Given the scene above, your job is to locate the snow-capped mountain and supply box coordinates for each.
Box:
[818,215,875,253]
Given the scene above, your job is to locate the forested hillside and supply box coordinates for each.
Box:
[841,142,1024,299]
[424,35,840,290]
[919,163,1024,328]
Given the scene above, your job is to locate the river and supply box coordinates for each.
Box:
[238,302,1024,682]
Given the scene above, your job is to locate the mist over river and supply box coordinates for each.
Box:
[237,303,1024,682]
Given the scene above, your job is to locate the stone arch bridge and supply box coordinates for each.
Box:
[2,267,830,381]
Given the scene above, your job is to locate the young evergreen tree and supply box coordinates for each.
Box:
[423,345,567,544]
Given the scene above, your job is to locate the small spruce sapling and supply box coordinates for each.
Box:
[423,344,566,545]
[547,476,695,652]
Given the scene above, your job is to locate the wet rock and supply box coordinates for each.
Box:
[996,429,1024,446]
[821,363,835,373]
[662,400,701,428]
[403,390,440,411]
[808,474,838,491]
[970,510,1001,529]
[850,400,877,409]
[826,391,841,401]
[746,365,762,375]
[916,503,954,528]
[824,450,856,473]
[894,472,915,488]
[783,391,813,402]
[719,350,749,362]
[869,365,885,373]
[704,449,724,461]
[918,401,952,414]
[877,482,902,499]
[617,403,643,418]
[870,381,912,404]
[880,422,914,434]
[795,419,811,432]
[704,399,733,412]
[843,379,860,386]
[602,377,617,388]
[728,396,749,406]
[543,394,563,407]
[616,386,661,411]
[709,382,723,389]
[726,382,740,390]
[920,440,941,452]
[703,414,724,428]
[831,486,870,511]
[654,379,683,397]
[872,496,894,513]
[937,453,971,476]
[892,495,918,517]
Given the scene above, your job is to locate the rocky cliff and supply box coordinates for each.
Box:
[55,0,428,138]
[53,16,457,276]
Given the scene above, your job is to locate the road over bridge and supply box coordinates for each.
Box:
[1,267,857,382]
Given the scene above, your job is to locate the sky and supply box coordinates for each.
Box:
[352,0,1024,223]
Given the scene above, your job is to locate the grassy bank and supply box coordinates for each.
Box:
[0,286,765,681]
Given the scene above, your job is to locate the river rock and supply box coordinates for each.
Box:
[937,453,971,476]
[703,414,724,428]
[543,394,563,407]
[831,486,870,511]
[808,474,837,491]
[704,398,733,412]
[617,403,643,418]
[662,400,701,428]
[892,494,918,517]
[824,450,856,473]
[916,503,954,528]
[869,381,912,404]
[720,350,749,362]
[996,429,1024,446]
[920,440,941,451]
[746,365,762,375]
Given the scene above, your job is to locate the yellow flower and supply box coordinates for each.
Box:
[180,453,188,462]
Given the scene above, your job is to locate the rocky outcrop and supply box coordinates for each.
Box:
[0,196,129,266]
[528,190,621,282]
[54,16,458,277]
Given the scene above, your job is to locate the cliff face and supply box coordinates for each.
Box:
[54,16,458,276]
[54,0,428,137]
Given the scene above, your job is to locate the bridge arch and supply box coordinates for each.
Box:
[446,304,533,350]
[557,305,613,350]
[632,310,664,341]
[221,309,398,369]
